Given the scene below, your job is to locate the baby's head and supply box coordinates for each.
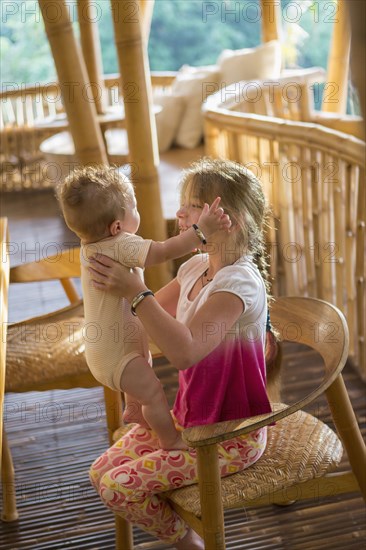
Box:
[57,166,135,242]
[180,157,267,254]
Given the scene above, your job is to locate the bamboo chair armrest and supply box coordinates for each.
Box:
[182,403,294,447]
[182,388,325,447]
[183,367,349,448]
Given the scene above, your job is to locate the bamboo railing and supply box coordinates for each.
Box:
[203,83,366,379]
[0,73,176,191]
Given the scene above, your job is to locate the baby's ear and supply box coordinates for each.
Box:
[110,220,122,236]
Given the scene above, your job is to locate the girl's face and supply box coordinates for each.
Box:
[176,197,203,233]
[176,181,204,233]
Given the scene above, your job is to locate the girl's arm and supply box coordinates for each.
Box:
[154,277,180,317]
[132,290,243,370]
[89,255,243,370]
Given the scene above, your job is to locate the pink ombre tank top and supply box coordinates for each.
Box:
[173,254,271,428]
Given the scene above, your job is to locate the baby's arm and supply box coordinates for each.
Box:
[144,197,231,266]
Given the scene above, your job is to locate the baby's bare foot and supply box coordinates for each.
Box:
[160,433,189,451]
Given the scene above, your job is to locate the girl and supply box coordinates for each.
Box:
[88,158,276,549]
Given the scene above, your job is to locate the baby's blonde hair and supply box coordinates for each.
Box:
[180,157,271,294]
[57,166,132,241]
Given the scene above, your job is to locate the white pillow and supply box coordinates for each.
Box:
[154,93,186,153]
[218,40,281,85]
[173,65,221,149]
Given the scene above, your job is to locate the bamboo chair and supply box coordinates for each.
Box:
[112,296,366,550]
[0,242,138,540]
[173,297,366,548]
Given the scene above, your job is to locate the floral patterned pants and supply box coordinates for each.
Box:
[89,422,267,544]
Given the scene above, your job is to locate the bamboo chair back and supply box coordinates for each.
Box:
[10,246,81,303]
[203,85,366,380]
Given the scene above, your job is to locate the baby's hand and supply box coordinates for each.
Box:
[197,197,231,238]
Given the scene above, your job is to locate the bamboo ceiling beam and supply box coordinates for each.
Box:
[322,0,351,114]
[77,0,106,114]
[110,0,169,289]
[139,0,155,43]
[260,0,282,43]
[39,0,108,166]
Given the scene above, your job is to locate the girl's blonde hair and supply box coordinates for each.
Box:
[57,166,131,241]
[181,158,282,400]
[180,157,271,296]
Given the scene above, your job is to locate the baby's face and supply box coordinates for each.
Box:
[122,185,140,234]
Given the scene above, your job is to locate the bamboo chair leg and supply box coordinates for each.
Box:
[102,387,133,548]
[1,428,19,521]
[326,374,366,502]
[103,386,124,446]
[60,278,80,304]
[115,515,133,550]
[197,444,225,550]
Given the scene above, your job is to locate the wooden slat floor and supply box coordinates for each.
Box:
[1,189,365,549]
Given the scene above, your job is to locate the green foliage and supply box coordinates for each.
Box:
[1,1,56,85]
[148,0,260,70]
[0,0,334,86]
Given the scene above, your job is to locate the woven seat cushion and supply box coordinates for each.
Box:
[112,410,343,517]
[6,302,91,392]
[168,411,343,516]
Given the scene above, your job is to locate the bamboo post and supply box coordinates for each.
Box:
[139,0,155,43]
[260,0,281,43]
[39,0,108,166]
[0,217,9,474]
[110,0,170,289]
[77,0,106,114]
[322,0,351,114]
[347,0,366,132]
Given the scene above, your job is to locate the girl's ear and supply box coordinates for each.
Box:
[227,220,239,234]
[109,220,123,236]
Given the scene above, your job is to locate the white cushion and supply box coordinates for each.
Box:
[154,93,186,153]
[173,65,221,149]
[218,40,281,85]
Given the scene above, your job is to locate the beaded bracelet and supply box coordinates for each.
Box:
[131,290,154,316]
[192,223,207,245]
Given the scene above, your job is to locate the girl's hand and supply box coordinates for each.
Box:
[88,254,146,301]
[197,197,231,237]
